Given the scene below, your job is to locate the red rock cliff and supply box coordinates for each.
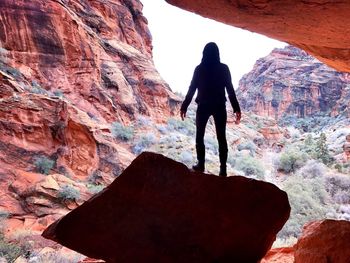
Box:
[0,0,179,122]
[237,46,350,122]
[0,0,180,236]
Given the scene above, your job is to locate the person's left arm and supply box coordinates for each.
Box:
[224,65,241,124]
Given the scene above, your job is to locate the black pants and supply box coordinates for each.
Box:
[195,103,227,167]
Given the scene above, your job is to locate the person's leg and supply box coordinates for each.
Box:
[194,104,211,172]
[213,104,228,176]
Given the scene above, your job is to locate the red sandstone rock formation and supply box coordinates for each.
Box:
[43,152,291,263]
[0,0,180,236]
[237,46,350,121]
[166,0,350,73]
[0,0,179,123]
[261,247,294,263]
[294,220,350,263]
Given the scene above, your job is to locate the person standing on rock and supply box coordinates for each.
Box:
[180,42,241,177]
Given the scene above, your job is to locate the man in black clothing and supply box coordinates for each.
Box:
[180,42,241,176]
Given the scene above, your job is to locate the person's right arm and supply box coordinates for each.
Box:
[180,67,199,120]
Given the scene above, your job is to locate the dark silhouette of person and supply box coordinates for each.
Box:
[180,42,241,176]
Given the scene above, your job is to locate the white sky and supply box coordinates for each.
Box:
[141,0,287,95]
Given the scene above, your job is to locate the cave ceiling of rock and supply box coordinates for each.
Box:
[165,0,350,73]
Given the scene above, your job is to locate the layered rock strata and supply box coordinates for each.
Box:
[0,0,180,234]
[237,46,350,120]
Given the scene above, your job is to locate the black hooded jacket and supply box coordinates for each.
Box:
[181,42,240,113]
[180,62,241,113]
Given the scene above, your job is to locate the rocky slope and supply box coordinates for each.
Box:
[166,0,350,73]
[0,0,180,253]
[237,45,350,126]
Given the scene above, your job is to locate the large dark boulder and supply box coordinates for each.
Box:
[43,152,290,263]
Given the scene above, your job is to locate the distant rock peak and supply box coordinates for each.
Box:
[237,45,350,128]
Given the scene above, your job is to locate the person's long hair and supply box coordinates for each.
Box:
[201,42,220,65]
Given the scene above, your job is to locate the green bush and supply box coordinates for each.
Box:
[136,116,152,127]
[205,136,218,154]
[167,118,195,136]
[87,184,104,195]
[34,156,55,175]
[57,185,80,202]
[325,174,350,204]
[180,151,193,166]
[277,148,308,173]
[298,160,326,179]
[235,155,265,179]
[237,141,256,156]
[111,122,134,141]
[0,211,9,220]
[278,175,333,239]
[53,90,64,98]
[0,233,25,262]
[0,47,8,63]
[314,133,333,165]
[132,133,156,154]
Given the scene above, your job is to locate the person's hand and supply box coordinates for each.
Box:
[235,112,241,125]
[180,109,186,121]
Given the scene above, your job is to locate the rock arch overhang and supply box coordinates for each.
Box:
[165,0,350,73]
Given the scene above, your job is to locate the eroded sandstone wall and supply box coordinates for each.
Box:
[237,46,350,121]
[0,0,180,235]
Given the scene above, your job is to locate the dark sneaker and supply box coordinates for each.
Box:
[192,163,205,173]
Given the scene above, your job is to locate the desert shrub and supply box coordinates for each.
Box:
[278,175,333,239]
[159,134,181,146]
[298,160,326,179]
[333,162,350,174]
[111,122,134,141]
[303,134,316,156]
[0,64,21,78]
[180,151,193,166]
[237,141,256,156]
[57,185,80,202]
[87,184,104,194]
[0,233,25,262]
[31,80,45,93]
[205,136,218,154]
[136,115,152,127]
[0,47,8,63]
[0,211,9,220]
[227,153,239,168]
[53,90,64,98]
[167,118,195,136]
[325,174,350,204]
[157,125,168,134]
[287,126,301,140]
[34,156,55,175]
[277,147,308,173]
[132,133,157,154]
[253,137,265,147]
[235,155,265,179]
[186,106,196,119]
[279,114,334,132]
